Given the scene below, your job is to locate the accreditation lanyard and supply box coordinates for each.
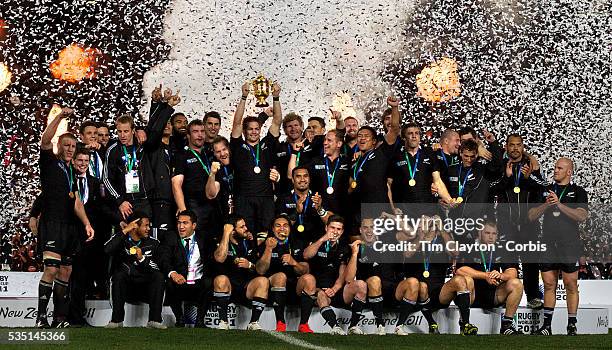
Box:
[480,250,494,272]
[128,237,141,248]
[122,145,137,172]
[58,161,74,192]
[288,144,301,166]
[404,149,420,181]
[554,184,568,201]
[325,157,340,188]
[294,192,311,226]
[248,143,261,168]
[190,148,210,175]
[457,165,473,198]
[353,149,374,182]
[423,236,439,272]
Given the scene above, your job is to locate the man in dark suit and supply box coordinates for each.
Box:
[161,210,213,327]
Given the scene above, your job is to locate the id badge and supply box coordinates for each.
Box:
[187,266,196,285]
[125,170,140,193]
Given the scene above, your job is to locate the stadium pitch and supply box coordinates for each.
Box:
[2,328,610,350]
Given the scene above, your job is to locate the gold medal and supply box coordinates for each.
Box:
[456,196,463,203]
[297,224,305,233]
[351,181,357,189]
[69,191,74,198]
[423,270,430,278]
[513,186,521,194]
[409,179,416,187]
[129,247,137,255]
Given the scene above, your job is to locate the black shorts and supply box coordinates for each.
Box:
[38,217,80,258]
[229,277,252,305]
[472,285,499,309]
[540,263,579,274]
[424,279,451,310]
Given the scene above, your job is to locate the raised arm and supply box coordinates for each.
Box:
[384,96,400,145]
[41,106,72,150]
[231,82,250,139]
[268,83,282,137]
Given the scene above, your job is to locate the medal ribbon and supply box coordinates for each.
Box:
[325,156,340,189]
[190,148,210,175]
[554,184,569,201]
[288,144,301,166]
[479,250,494,272]
[458,165,473,198]
[293,192,311,226]
[404,149,420,181]
[353,149,374,182]
[248,143,261,169]
[58,161,74,192]
[513,163,522,188]
[423,236,438,273]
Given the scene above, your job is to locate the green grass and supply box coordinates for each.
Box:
[1,328,611,350]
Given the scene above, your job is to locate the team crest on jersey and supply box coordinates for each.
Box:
[187,158,198,164]
[315,165,325,170]
[317,251,328,258]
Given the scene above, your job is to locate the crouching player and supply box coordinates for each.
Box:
[255,214,309,332]
[456,219,524,335]
[300,215,367,335]
[213,215,269,330]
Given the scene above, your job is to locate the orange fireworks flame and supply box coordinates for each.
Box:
[416,57,461,103]
[0,62,11,92]
[0,19,7,40]
[49,44,100,83]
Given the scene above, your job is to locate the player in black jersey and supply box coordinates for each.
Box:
[528,157,588,336]
[212,216,269,330]
[355,217,418,335]
[301,216,367,335]
[255,214,309,332]
[457,220,524,335]
[399,215,478,335]
[206,136,235,220]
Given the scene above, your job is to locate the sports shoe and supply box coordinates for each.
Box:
[347,326,364,335]
[527,298,544,310]
[500,324,523,335]
[376,324,386,335]
[567,323,577,336]
[218,320,230,330]
[105,321,123,329]
[533,325,552,335]
[275,321,287,332]
[36,318,50,329]
[298,323,314,333]
[247,321,262,331]
[395,325,409,336]
[429,323,440,334]
[175,321,185,328]
[460,323,478,336]
[330,326,345,335]
[51,320,70,328]
[147,321,167,329]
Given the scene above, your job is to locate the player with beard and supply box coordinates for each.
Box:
[354,217,414,335]
[493,133,545,310]
[206,136,235,221]
[36,107,95,328]
[348,97,401,228]
[169,112,188,157]
[289,130,350,223]
[389,122,453,217]
[96,122,111,150]
[173,119,220,246]
[213,216,269,330]
[340,116,359,159]
[255,214,309,332]
[230,81,282,233]
[301,216,367,335]
[528,157,588,336]
[399,216,478,335]
[457,220,524,335]
[276,166,332,245]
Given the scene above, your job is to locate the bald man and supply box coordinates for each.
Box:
[528,157,588,336]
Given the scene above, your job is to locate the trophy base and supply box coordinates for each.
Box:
[255,102,270,108]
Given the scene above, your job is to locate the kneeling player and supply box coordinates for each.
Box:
[213,215,269,330]
[300,215,367,335]
[255,214,309,332]
[456,220,524,335]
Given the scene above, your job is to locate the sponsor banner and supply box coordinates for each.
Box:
[0,272,42,298]
[0,299,607,334]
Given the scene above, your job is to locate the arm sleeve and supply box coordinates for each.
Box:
[144,102,174,150]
